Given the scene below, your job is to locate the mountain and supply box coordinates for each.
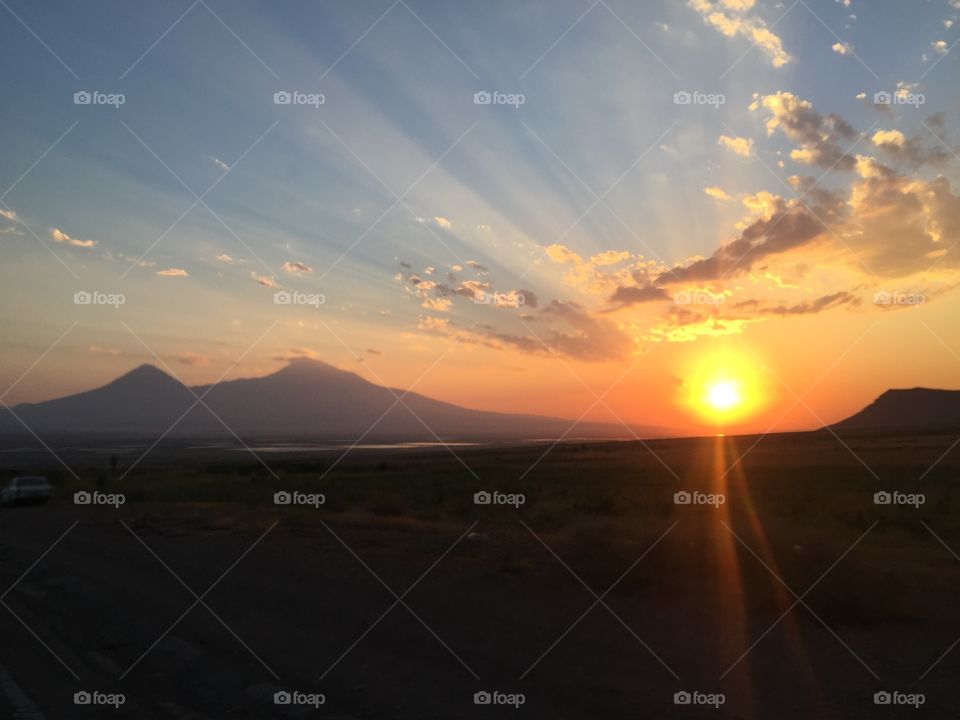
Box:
[831,388,960,431]
[1,358,659,440]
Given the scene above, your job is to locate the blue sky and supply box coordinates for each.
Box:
[2,0,959,431]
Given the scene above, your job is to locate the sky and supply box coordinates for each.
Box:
[1,0,959,436]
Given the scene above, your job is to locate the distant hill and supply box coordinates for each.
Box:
[1,359,661,440]
[831,388,960,431]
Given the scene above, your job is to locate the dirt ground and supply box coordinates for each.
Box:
[2,431,960,718]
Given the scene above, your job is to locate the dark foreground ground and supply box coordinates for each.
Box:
[1,429,960,719]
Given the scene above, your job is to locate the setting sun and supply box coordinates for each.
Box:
[681,348,770,425]
[706,380,742,412]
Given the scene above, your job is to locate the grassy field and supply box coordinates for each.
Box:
[17,429,959,532]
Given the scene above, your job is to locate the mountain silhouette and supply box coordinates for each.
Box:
[831,388,960,431]
[2,358,655,440]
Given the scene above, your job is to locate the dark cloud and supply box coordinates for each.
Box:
[759,291,860,316]
[871,131,951,168]
[607,284,671,307]
[417,300,630,361]
[752,92,858,170]
[518,289,539,309]
[657,200,826,283]
[536,300,631,360]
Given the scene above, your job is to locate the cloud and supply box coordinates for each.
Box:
[366,348,382,356]
[831,41,854,55]
[718,135,754,157]
[422,296,452,311]
[545,243,662,296]
[173,352,210,366]
[757,290,860,316]
[0,208,23,235]
[517,289,539,309]
[750,92,857,170]
[607,284,672,307]
[868,127,949,167]
[451,278,492,299]
[417,216,452,230]
[210,156,230,171]
[682,99,960,281]
[844,157,960,276]
[49,227,96,248]
[251,272,278,288]
[545,244,581,264]
[689,0,791,68]
[216,254,236,263]
[419,300,631,361]
[658,196,829,283]
[590,250,631,265]
[931,40,949,55]
[399,262,536,312]
[273,347,321,363]
[871,129,906,148]
[705,186,734,201]
[647,306,756,342]
[156,268,188,277]
[281,261,313,275]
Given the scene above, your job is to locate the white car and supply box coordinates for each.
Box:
[0,476,52,506]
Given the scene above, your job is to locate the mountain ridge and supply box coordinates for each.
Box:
[2,359,658,440]
[831,387,960,431]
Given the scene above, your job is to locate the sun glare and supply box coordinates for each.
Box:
[706,380,742,412]
[682,349,769,425]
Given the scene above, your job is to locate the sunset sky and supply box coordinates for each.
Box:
[1,0,959,435]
